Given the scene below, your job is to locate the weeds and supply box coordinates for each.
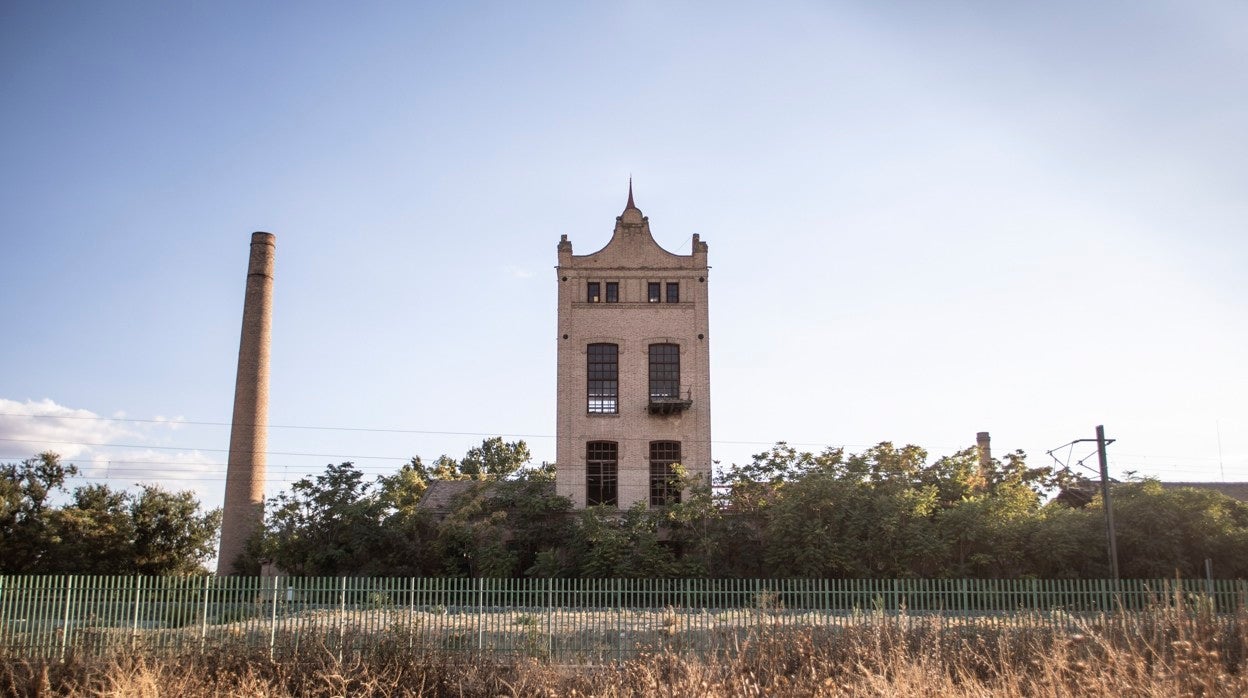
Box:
[1,605,1245,697]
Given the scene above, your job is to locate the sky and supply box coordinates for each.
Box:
[2,0,1246,521]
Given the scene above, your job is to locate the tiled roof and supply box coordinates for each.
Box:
[1158,482,1248,502]
[1056,480,1248,508]
[417,480,489,514]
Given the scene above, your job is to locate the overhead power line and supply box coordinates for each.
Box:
[0,412,552,438]
[0,412,954,450]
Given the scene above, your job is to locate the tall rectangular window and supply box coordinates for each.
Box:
[587,282,601,303]
[649,441,681,506]
[605,282,619,303]
[587,441,618,506]
[649,343,680,399]
[648,282,661,303]
[587,343,618,413]
[666,282,679,303]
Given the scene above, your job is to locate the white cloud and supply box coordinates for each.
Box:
[0,398,222,497]
[153,415,188,431]
[0,398,135,460]
[82,448,220,488]
[504,265,534,279]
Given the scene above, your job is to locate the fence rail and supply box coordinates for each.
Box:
[1,576,1243,662]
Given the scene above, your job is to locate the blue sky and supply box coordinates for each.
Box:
[2,1,1245,514]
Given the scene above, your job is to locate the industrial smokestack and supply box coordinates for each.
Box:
[976,431,992,473]
[217,232,275,575]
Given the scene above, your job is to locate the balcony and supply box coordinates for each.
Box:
[648,387,693,415]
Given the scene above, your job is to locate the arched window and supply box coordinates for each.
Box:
[587,343,618,413]
[649,441,682,506]
[587,441,618,506]
[648,343,680,399]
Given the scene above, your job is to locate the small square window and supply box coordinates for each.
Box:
[587,282,600,303]
[648,282,661,303]
[666,282,679,303]
[605,282,619,303]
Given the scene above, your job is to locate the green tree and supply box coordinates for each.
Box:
[2,453,218,575]
[48,484,220,575]
[46,484,134,574]
[459,437,531,480]
[128,485,221,575]
[377,456,432,514]
[755,443,944,578]
[557,503,678,578]
[430,464,572,578]
[0,452,77,572]
[1021,504,1104,578]
[664,469,728,577]
[258,462,389,576]
[929,449,1052,577]
[415,438,532,482]
[1110,480,1248,578]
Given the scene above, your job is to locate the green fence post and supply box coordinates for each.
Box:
[268,575,279,660]
[199,575,210,654]
[546,577,553,660]
[407,577,415,650]
[338,576,346,663]
[58,576,72,661]
[133,575,142,654]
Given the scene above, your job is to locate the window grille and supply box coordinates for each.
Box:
[649,440,681,505]
[587,343,618,413]
[648,343,680,399]
[587,441,618,506]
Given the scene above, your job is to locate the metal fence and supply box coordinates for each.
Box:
[1,576,1243,662]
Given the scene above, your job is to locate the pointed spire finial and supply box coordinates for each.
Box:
[626,177,635,210]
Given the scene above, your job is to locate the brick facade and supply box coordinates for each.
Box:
[555,187,711,508]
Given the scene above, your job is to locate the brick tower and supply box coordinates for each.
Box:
[217,232,275,574]
[555,184,711,508]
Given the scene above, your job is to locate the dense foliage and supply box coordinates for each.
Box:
[0,452,221,574]
[253,439,1248,579]
[13,438,1244,579]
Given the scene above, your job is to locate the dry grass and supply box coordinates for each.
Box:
[3,608,1245,697]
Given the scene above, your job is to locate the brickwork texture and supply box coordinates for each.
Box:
[555,193,711,508]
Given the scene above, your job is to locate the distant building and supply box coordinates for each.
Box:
[1157,481,1248,503]
[1056,479,1248,507]
[418,480,487,519]
[554,184,712,509]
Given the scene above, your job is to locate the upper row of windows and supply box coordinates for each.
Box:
[587,281,679,304]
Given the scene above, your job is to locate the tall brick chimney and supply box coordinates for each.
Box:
[217,232,275,575]
[976,431,992,474]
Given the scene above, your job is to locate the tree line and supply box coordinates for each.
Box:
[6,439,1247,578]
[0,452,220,574]
[244,438,1248,579]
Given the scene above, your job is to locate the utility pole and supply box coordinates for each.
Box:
[1045,426,1119,581]
[1096,425,1120,580]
